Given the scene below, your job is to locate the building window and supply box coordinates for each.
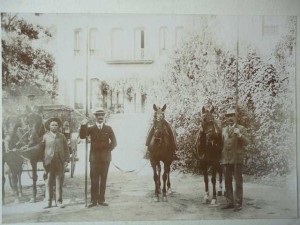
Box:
[74,29,82,56]
[175,26,184,48]
[159,27,168,54]
[262,16,279,36]
[74,79,84,109]
[89,28,97,56]
[135,28,145,59]
[111,28,125,59]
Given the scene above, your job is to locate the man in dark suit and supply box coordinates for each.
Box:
[80,109,117,208]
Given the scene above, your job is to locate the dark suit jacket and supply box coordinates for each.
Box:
[80,124,117,162]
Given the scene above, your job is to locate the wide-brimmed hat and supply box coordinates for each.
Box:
[225,109,236,117]
[45,117,62,129]
[93,108,106,116]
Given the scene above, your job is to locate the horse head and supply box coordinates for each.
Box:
[24,112,45,147]
[200,106,220,143]
[3,114,27,151]
[153,104,167,144]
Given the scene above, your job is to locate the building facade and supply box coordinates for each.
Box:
[52,14,288,114]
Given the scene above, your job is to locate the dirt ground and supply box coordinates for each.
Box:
[2,113,299,224]
[2,167,298,224]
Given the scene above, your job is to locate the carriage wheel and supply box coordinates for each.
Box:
[70,147,77,178]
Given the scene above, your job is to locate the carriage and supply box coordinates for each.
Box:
[2,103,81,204]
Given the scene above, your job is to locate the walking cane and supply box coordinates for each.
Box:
[84,26,89,207]
[233,16,240,211]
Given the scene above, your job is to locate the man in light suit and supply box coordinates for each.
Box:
[221,109,250,211]
[42,117,70,209]
[80,109,117,208]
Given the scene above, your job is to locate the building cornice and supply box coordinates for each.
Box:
[104,59,153,64]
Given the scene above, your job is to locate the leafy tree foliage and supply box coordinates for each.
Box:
[148,18,296,176]
[1,13,57,98]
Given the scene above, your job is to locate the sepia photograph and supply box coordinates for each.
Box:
[1,1,299,225]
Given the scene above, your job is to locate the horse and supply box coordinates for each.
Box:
[148,104,175,202]
[194,106,223,205]
[2,115,27,204]
[5,111,45,203]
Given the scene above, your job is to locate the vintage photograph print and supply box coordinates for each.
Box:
[1,12,298,223]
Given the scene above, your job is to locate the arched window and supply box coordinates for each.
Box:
[175,26,184,47]
[159,27,168,54]
[74,79,84,109]
[134,28,146,59]
[89,28,97,56]
[74,28,82,56]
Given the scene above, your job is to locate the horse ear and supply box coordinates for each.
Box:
[210,107,214,113]
[162,104,166,111]
[202,106,206,113]
[153,104,157,111]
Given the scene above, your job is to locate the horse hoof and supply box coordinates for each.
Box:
[19,193,23,198]
[202,198,210,204]
[211,199,217,205]
[217,191,222,196]
[167,188,173,195]
[155,196,160,202]
[162,196,168,202]
[14,199,20,204]
[29,198,36,203]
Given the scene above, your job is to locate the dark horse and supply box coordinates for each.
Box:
[148,104,174,202]
[195,106,223,205]
[2,117,25,204]
[3,112,45,203]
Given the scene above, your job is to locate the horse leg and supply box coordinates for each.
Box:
[167,169,172,194]
[151,160,160,201]
[18,173,23,197]
[12,172,20,203]
[217,164,223,196]
[2,162,6,204]
[30,161,37,203]
[162,163,170,202]
[202,163,209,204]
[157,163,161,194]
[211,167,217,205]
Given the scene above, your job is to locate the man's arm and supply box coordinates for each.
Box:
[239,126,250,146]
[109,127,117,151]
[79,118,89,139]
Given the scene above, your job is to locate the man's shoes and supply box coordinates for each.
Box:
[88,203,97,208]
[43,203,52,209]
[233,205,242,212]
[221,204,234,209]
[98,202,109,206]
[57,201,65,208]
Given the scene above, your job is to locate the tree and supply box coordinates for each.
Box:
[148,17,296,176]
[1,13,57,98]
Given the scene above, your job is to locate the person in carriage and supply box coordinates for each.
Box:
[144,104,179,160]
